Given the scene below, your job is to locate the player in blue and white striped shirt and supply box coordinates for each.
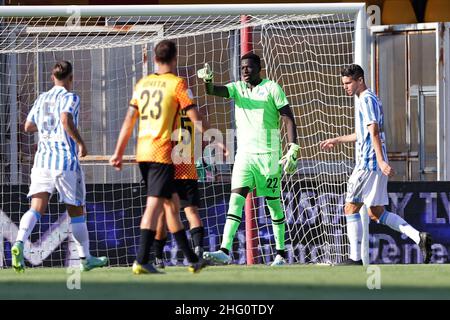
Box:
[11,61,107,273]
[353,89,388,172]
[321,64,432,265]
[26,83,82,172]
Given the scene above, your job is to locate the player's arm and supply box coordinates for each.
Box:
[24,120,38,133]
[278,105,300,174]
[270,83,300,174]
[61,112,87,157]
[186,105,210,133]
[320,132,357,150]
[278,105,297,144]
[197,63,229,98]
[186,106,228,156]
[24,99,39,133]
[110,106,139,171]
[368,123,394,177]
[205,83,229,98]
[177,78,228,156]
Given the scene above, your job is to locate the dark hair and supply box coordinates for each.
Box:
[154,40,177,64]
[341,64,365,81]
[241,52,261,69]
[52,61,73,81]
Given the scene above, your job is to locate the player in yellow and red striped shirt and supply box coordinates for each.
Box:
[153,108,207,268]
[110,40,225,274]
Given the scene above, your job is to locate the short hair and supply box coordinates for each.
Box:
[52,61,72,81]
[341,64,365,81]
[241,52,261,69]
[154,40,177,64]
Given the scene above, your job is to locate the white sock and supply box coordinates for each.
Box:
[379,210,420,244]
[346,213,362,261]
[16,209,41,243]
[71,215,91,259]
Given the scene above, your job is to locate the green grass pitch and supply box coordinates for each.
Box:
[1,264,449,300]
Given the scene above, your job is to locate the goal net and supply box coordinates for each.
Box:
[0,4,365,268]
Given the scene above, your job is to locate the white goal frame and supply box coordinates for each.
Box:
[1,3,367,73]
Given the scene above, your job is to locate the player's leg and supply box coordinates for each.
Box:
[16,193,48,243]
[133,195,165,274]
[178,179,204,257]
[203,188,247,265]
[57,167,108,271]
[153,210,168,268]
[367,205,426,245]
[132,162,174,274]
[12,192,49,273]
[185,206,204,257]
[164,193,206,273]
[367,205,423,243]
[371,206,432,263]
[66,205,108,271]
[254,152,286,266]
[12,167,54,273]
[203,153,253,264]
[265,197,286,266]
[364,171,432,263]
[341,169,366,265]
[342,202,364,265]
[370,206,432,262]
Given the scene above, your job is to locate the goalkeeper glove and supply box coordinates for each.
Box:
[279,143,300,174]
[197,63,213,82]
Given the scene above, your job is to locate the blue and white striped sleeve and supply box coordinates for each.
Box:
[362,95,379,127]
[61,93,80,116]
[26,96,41,124]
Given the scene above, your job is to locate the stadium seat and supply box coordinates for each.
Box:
[382,0,418,25]
[424,0,450,22]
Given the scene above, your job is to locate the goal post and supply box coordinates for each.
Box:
[0,3,368,268]
[0,3,366,17]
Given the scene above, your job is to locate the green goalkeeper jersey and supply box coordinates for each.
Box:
[226,79,289,154]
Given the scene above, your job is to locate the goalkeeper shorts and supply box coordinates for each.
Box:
[345,168,388,207]
[231,152,281,198]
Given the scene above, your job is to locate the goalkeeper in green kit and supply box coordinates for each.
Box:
[198,53,299,266]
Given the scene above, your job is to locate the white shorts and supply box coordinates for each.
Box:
[27,167,86,206]
[345,168,388,207]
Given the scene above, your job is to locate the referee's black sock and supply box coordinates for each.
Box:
[136,229,155,265]
[154,238,167,259]
[173,229,198,263]
[190,226,204,249]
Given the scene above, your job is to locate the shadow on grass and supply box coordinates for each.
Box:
[2,280,450,300]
